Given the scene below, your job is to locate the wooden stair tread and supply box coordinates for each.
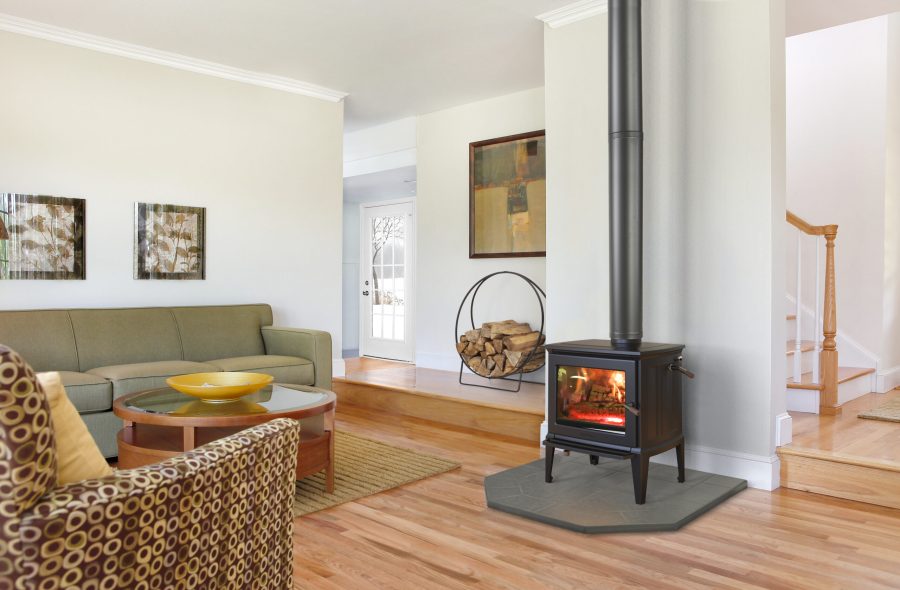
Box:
[786,366,875,390]
[785,340,815,355]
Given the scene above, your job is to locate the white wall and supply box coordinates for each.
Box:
[787,17,889,358]
[0,32,345,360]
[416,88,546,371]
[881,14,900,373]
[543,0,786,489]
[342,202,361,354]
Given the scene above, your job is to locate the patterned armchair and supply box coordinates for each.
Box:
[0,345,300,590]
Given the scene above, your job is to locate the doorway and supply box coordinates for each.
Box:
[360,199,415,362]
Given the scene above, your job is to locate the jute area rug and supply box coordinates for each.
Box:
[858,397,900,423]
[293,431,460,517]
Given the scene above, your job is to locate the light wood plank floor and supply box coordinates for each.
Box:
[340,357,544,414]
[790,388,900,463]
[293,404,900,590]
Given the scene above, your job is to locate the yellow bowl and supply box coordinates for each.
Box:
[166,372,274,402]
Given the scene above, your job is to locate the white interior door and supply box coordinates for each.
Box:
[360,200,415,362]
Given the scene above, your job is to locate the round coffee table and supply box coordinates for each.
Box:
[113,383,337,492]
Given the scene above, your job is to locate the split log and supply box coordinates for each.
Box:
[502,332,541,352]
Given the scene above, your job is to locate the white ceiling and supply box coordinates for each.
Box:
[786,0,900,36]
[0,0,564,131]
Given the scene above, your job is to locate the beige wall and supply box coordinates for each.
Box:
[415,88,546,371]
[0,32,345,360]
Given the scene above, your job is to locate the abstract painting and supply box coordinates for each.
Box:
[134,202,206,280]
[469,130,546,258]
[0,193,86,280]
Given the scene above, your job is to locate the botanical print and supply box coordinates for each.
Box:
[0,194,86,280]
[134,203,206,280]
[470,131,546,258]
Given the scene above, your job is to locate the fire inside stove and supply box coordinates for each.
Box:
[557,366,627,430]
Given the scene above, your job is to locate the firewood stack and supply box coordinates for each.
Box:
[456,320,545,378]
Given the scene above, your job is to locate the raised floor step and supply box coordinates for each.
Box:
[786,366,876,390]
[778,445,900,510]
[334,358,544,442]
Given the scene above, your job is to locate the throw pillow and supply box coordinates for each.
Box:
[36,372,113,484]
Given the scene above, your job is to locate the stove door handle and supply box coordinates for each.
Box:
[669,363,695,379]
[625,403,640,416]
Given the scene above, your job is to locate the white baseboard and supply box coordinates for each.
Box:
[775,412,792,447]
[876,366,900,393]
[652,445,780,490]
[332,358,346,378]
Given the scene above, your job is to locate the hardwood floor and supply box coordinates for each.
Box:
[789,389,900,462]
[293,405,900,589]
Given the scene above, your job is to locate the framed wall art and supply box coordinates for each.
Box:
[0,193,86,280]
[134,202,206,280]
[469,130,546,258]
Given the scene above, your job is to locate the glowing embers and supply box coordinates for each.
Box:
[557,366,627,429]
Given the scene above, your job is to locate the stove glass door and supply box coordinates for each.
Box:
[556,366,627,432]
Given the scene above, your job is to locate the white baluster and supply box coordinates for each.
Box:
[794,232,803,383]
[812,235,821,383]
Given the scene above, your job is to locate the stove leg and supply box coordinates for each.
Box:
[545,445,555,483]
[676,440,686,483]
[590,455,599,465]
[631,453,649,505]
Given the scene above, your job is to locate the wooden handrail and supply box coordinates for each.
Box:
[786,211,840,414]
[786,210,837,236]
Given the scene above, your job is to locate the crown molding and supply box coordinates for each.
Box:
[0,13,348,102]
[536,0,608,28]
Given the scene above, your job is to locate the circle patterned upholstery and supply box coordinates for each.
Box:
[0,345,301,590]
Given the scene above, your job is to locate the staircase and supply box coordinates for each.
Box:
[784,212,874,414]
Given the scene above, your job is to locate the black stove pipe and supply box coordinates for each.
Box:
[609,0,643,350]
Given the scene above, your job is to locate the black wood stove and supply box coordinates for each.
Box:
[542,0,694,504]
[543,340,692,504]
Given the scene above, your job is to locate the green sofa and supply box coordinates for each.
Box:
[0,303,332,458]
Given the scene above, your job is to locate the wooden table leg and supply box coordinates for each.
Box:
[183,426,195,452]
[325,409,335,494]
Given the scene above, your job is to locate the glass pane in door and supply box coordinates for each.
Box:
[370,214,406,342]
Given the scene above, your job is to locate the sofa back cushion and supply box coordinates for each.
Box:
[69,308,183,371]
[173,304,272,361]
[0,310,79,372]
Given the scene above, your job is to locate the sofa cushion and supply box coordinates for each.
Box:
[57,371,112,414]
[0,310,79,372]
[87,360,218,397]
[172,304,272,362]
[206,355,315,386]
[69,308,184,371]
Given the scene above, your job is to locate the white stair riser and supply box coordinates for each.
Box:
[785,349,814,377]
[786,389,819,413]
[838,373,875,405]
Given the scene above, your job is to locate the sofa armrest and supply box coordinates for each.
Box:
[261,326,332,389]
[18,418,301,589]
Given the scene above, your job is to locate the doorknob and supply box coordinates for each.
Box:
[362,290,369,296]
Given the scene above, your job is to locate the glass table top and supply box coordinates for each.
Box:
[124,384,331,417]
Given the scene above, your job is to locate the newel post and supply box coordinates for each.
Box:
[820,225,839,414]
